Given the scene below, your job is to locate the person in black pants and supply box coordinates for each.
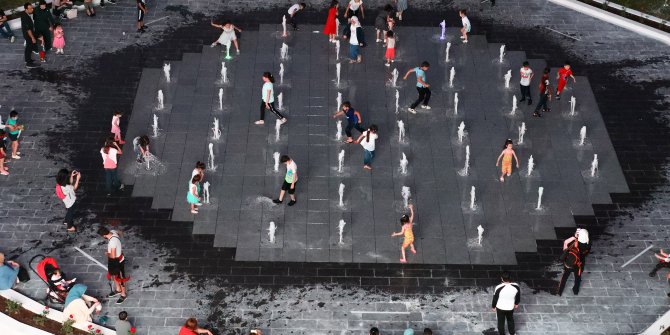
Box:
[255,72,287,125]
[492,272,520,335]
[533,67,551,117]
[34,0,55,54]
[403,61,431,114]
[557,246,583,296]
[287,3,306,31]
[20,3,39,68]
[332,101,365,143]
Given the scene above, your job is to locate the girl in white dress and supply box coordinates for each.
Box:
[211,20,243,53]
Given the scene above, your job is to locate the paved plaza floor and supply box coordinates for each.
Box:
[0,0,669,334]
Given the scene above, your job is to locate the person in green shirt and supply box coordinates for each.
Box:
[5,110,24,160]
[273,155,297,206]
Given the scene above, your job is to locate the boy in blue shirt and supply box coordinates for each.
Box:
[403,61,431,114]
[332,101,364,143]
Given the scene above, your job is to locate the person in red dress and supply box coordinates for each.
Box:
[555,61,576,100]
[323,0,339,43]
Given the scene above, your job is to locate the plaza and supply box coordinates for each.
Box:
[0,0,669,334]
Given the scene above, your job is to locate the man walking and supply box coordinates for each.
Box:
[491,272,520,335]
[20,3,39,68]
[403,61,431,114]
[98,227,129,304]
[273,155,297,206]
[518,61,533,105]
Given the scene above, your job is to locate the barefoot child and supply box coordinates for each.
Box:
[384,31,395,66]
[459,9,471,43]
[495,139,520,182]
[391,204,416,263]
[187,174,202,214]
[111,112,125,144]
[556,61,576,100]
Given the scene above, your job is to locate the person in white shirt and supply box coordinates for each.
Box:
[459,9,471,43]
[491,272,520,335]
[519,61,534,105]
[287,3,306,31]
[355,125,378,170]
[98,227,129,304]
[344,0,364,19]
[55,168,80,232]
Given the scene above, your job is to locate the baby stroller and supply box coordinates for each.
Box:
[29,255,72,306]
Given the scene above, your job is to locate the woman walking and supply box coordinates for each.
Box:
[343,16,365,63]
[355,124,378,170]
[323,0,339,43]
[255,72,287,125]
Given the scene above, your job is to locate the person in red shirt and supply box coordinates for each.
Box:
[178,318,213,335]
[555,61,575,100]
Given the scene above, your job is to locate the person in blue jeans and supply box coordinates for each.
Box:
[355,124,378,170]
[332,101,365,143]
[0,10,16,43]
[403,61,431,114]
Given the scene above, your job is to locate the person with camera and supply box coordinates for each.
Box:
[55,168,81,232]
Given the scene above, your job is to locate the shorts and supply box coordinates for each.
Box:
[107,258,130,283]
[137,9,145,22]
[385,48,395,60]
[84,2,93,10]
[8,133,18,142]
[281,180,296,194]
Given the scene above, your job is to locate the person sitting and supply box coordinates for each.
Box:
[48,268,76,291]
[52,0,74,21]
[0,252,20,290]
[63,284,101,324]
[178,318,214,335]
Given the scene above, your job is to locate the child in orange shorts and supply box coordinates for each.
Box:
[392,204,415,263]
[496,139,519,182]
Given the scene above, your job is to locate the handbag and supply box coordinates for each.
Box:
[65,8,77,19]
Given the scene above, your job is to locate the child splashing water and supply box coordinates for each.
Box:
[495,139,520,182]
[391,204,416,263]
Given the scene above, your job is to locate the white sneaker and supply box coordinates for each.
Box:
[210,43,216,48]
[408,108,416,114]
[421,105,431,110]
[385,63,390,67]
[10,36,15,43]
[280,118,288,124]
[254,120,265,125]
[376,39,381,43]
[460,36,465,39]
[462,40,468,44]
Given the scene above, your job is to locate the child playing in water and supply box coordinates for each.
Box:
[133,135,150,163]
[384,31,395,67]
[391,204,415,263]
[111,112,125,144]
[187,174,202,214]
[495,139,520,182]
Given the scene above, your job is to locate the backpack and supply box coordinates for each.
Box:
[564,246,583,275]
[55,184,66,200]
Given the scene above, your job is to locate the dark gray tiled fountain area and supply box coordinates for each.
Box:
[119,25,628,264]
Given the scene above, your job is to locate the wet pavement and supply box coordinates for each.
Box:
[0,0,669,334]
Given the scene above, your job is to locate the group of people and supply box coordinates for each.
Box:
[9,0,150,68]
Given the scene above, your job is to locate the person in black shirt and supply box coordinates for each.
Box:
[20,3,39,68]
[34,0,55,53]
[0,9,16,43]
[557,245,583,296]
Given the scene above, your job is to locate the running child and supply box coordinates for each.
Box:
[332,101,364,143]
[384,31,395,67]
[403,61,431,114]
[391,204,416,263]
[495,139,520,182]
[556,61,576,100]
[111,112,125,144]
